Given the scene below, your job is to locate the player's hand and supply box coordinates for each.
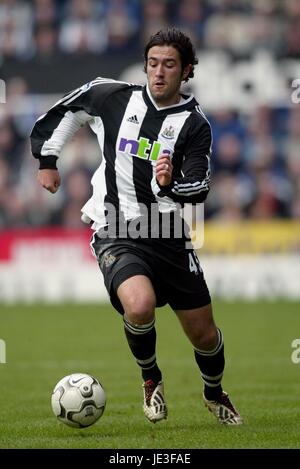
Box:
[37,169,61,193]
[156,154,173,187]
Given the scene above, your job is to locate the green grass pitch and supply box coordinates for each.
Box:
[0,300,300,449]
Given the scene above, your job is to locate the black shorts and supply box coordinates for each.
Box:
[91,233,211,314]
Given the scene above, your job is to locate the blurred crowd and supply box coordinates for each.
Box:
[1,0,300,60]
[0,0,300,228]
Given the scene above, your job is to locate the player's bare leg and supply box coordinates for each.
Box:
[117,275,156,325]
[117,275,167,422]
[175,304,242,425]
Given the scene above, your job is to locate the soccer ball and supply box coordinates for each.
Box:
[51,373,106,428]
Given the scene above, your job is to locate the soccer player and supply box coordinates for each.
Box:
[30,28,242,425]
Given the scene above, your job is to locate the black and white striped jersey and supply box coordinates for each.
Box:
[30,77,212,230]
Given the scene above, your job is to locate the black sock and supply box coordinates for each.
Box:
[194,328,225,400]
[123,317,162,384]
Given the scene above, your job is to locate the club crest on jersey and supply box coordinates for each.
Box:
[161,126,175,140]
[118,137,170,161]
[103,252,117,268]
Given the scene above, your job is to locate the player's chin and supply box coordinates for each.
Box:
[151,88,167,99]
[152,92,163,101]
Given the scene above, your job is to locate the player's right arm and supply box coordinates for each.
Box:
[30,83,96,186]
[30,77,130,192]
[37,169,61,194]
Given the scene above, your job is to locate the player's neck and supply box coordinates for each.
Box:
[146,86,184,110]
[156,94,181,108]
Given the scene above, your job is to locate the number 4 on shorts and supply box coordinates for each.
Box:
[188,252,202,274]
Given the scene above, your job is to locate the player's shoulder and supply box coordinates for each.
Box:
[184,97,212,139]
[183,106,211,141]
[188,99,211,126]
[85,77,141,96]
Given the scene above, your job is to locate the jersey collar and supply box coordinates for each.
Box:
[143,85,195,112]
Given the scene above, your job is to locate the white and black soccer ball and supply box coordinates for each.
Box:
[51,373,106,428]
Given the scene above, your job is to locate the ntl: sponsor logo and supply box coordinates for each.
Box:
[118,137,171,161]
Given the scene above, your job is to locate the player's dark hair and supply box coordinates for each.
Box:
[144,27,198,82]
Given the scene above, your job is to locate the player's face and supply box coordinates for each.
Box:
[146,45,191,107]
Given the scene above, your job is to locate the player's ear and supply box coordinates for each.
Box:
[182,64,192,81]
[143,60,147,74]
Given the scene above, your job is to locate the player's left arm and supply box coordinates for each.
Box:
[156,120,212,204]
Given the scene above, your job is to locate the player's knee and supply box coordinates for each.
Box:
[193,326,218,350]
[124,296,155,324]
